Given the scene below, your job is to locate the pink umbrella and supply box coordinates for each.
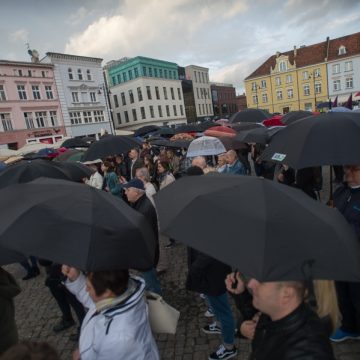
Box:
[262,115,284,128]
[204,126,236,138]
[215,119,230,126]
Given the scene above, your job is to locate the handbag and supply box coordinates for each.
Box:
[146,291,180,334]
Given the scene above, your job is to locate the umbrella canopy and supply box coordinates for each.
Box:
[61,138,90,148]
[235,126,284,145]
[134,125,160,137]
[82,135,141,161]
[37,148,59,159]
[18,142,56,155]
[150,127,175,137]
[281,111,312,125]
[229,109,272,124]
[329,106,352,113]
[0,148,19,159]
[217,137,247,151]
[167,139,192,149]
[0,178,156,271]
[186,136,226,157]
[262,115,284,128]
[215,119,230,126]
[52,162,93,182]
[204,126,236,138]
[229,122,264,133]
[55,149,85,162]
[0,159,71,189]
[260,112,360,168]
[154,174,360,282]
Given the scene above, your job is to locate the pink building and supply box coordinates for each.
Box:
[0,60,66,149]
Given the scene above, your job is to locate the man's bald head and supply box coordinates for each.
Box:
[192,156,207,170]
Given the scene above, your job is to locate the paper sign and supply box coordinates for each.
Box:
[271,153,287,161]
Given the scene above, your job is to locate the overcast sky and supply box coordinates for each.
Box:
[1,0,359,93]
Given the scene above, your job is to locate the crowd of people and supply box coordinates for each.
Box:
[1,137,360,360]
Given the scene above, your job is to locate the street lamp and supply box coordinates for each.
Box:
[98,83,115,135]
[253,84,261,109]
[309,70,317,111]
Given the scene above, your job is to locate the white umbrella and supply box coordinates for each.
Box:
[0,148,20,159]
[18,142,55,155]
[329,107,352,113]
[186,136,226,157]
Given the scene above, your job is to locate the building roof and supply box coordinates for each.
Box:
[210,82,234,88]
[0,59,54,68]
[245,32,360,80]
[105,56,178,71]
[45,52,103,63]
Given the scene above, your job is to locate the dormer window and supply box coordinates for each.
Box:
[279,60,287,72]
[338,45,346,55]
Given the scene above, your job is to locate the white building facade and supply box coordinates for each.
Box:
[42,52,113,137]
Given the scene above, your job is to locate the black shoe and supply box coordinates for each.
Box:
[53,319,75,333]
[32,267,40,276]
[22,271,38,281]
[165,242,174,249]
[209,344,237,360]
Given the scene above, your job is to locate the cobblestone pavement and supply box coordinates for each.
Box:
[3,165,360,359]
[5,240,360,360]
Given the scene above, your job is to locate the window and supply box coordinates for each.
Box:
[287,88,293,99]
[77,69,83,80]
[24,112,34,129]
[35,111,47,127]
[83,111,92,123]
[303,84,310,96]
[149,106,154,118]
[90,92,97,102]
[134,68,139,78]
[164,70,168,78]
[17,85,27,100]
[121,92,126,105]
[252,95,258,104]
[251,82,257,91]
[69,111,82,125]
[129,90,134,103]
[345,61,353,72]
[122,72,127,82]
[86,70,92,81]
[132,109,137,121]
[149,68,153,77]
[315,82,322,94]
[166,105,170,117]
[202,104,205,114]
[275,77,281,86]
[137,87,143,101]
[158,105,163,117]
[0,113,13,131]
[163,87,168,100]
[198,104,202,115]
[159,69,163,78]
[196,88,200,99]
[205,73,209,83]
[180,105,184,116]
[28,70,32,77]
[42,71,46,78]
[16,69,23,77]
[141,107,146,119]
[154,68,158,77]
[155,86,160,100]
[72,92,79,103]
[262,93,268,103]
[172,105,177,116]
[124,111,129,123]
[0,85,6,101]
[173,71,177,79]
[68,68,73,80]
[146,86,152,100]
[194,71,198,82]
[169,71,172,79]
[114,94,119,107]
[31,85,41,100]
[200,88,204,99]
[332,64,340,74]
[302,71,309,80]
[314,68,321,77]
[338,45,346,55]
[346,77,353,89]
[276,90,283,100]
[94,110,104,122]
[50,111,58,126]
[112,76,116,85]
[45,86,53,99]
[128,70,133,80]
[286,74,292,83]
[170,87,175,100]
[279,61,287,72]
[305,103,312,111]
[117,74,121,84]
[177,88,182,100]
[333,80,341,91]
[116,112,122,125]
[261,80,266,89]
[202,73,205,83]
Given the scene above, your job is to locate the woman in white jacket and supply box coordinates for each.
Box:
[83,160,103,190]
[62,266,159,360]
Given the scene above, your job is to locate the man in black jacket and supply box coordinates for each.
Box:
[331,164,360,342]
[123,178,162,295]
[225,273,335,360]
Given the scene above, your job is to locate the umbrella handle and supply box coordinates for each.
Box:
[231,269,238,289]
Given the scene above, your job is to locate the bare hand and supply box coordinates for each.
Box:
[62,265,80,282]
[240,320,257,340]
[72,348,80,360]
[225,272,245,294]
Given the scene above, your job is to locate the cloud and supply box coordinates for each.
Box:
[67,6,92,26]
[9,29,28,43]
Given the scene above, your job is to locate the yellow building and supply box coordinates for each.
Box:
[245,42,329,114]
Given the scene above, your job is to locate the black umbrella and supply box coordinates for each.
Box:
[134,125,160,137]
[54,149,85,163]
[174,124,202,133]
[61,138,90,148]
[52,162,93,182]
[167,139,192,149]
[0,178,156,271]
[229,122,264,133]
[229,109,271,124]
[149,139,170,147]
[82,136,96,143]
[217,137,247,150]
[154,174,360,282]
[150,127,176,137]
[82,135,141,161]
[0,159,71,189]
[235,126,284,144]
[281,111,312,125]
[260,112,360,169]
[0,246,27,266]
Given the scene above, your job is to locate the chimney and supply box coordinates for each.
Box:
[325,36,330,62]
[293,45,297,57]
[276,51,280,58]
